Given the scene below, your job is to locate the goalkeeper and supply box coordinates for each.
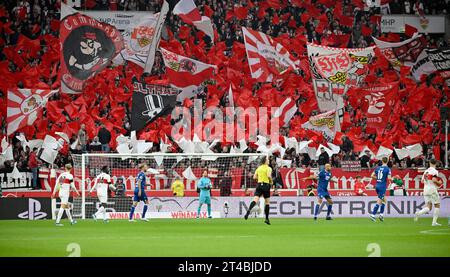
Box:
[196,170,212,219]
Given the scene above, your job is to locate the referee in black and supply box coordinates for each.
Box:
[244,156,273,225]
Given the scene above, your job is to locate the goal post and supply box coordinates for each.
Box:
[71,153,265,219]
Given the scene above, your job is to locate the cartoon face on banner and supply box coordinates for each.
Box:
[60,11,124,93]
[20,95,42,115]
[63,26,114,80]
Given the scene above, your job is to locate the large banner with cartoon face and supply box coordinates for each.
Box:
[307,43,375,112]
[60,4,124,94]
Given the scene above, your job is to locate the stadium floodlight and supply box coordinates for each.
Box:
[71,153,264,219]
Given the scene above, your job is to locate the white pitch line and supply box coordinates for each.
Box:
[419,229,450,236]
[0,235,257,241]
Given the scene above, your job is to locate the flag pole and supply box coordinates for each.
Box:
[446,120,448,169]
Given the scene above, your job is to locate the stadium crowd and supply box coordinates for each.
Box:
[0,0,450,184]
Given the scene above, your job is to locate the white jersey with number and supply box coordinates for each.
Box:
[56,172,74,198]
[422,167,439,195]
[92,172,112,199]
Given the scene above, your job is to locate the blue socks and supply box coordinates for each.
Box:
[327,204,333,217]
[129,206,135,220]
[372,204,380,215]
[142,205,148,219]
[207,204,211,217]
[380,203,385,214]
[314,204,320,217]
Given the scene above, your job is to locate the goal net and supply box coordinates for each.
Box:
[71,153,264,219]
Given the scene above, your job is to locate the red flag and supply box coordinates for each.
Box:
[338,15,354,27]
[404,24,418,38]
[64,103,79,119]
[50,19,60,33]
[266,0,284,9]
[361,83,398,135]
[257,7,266,19]
[46,101,64,123]
[433,144,441,161]
[178,25,191,40]
[173,0,202,24]
[234,7,248,20]
[272,13,280,25]
[204,5,214,18]
[362,25,372,37]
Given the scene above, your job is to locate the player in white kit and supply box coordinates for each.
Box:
[89,166,116,223]
[52,164,80,226]
[414,159,443,226]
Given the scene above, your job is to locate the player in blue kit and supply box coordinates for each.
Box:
[196,170,212,219]
[129,163,150,222]
[303,163,334,220]
[370,157,392,222]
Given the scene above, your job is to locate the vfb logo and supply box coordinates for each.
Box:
[18,198,47,220]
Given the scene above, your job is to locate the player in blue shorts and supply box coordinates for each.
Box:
[129,163,150,222]
[370,157,392,222]
[303,163,334,220]
[196,170,212,219]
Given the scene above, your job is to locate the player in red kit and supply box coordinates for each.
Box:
[354,176,367,196]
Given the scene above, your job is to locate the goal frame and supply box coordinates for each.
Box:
[78,152,264,219]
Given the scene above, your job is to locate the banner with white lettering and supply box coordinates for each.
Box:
[426,48,450,82]
[86,196,450,218]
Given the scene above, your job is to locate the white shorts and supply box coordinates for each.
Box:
[98,195,107,203]
[424,192,440,205]
[59,195,69,205]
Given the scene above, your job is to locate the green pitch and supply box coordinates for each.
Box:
[0,218,449,257]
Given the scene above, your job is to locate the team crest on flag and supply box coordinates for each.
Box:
[117,13,159,68]
[60,3,124,94]
[242,27,299,83]
[307,43,375,112]
[7,89,57,135]
[160,47,216,101]
[301,110,340,141]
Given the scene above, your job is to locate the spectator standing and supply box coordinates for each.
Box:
[219,171,232,196]
[404,0,412,14]
[360,149,371,168]
[114,177,126,197]
[89,136,102,151]
[341,136,354,154]
[98,124,112,152]
[318,147,329,171]
[28,147,40,190]
[77,124,88,152]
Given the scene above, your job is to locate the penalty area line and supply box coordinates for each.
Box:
[419,229,450,235]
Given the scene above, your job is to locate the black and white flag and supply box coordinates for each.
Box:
[131,81,178,132]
